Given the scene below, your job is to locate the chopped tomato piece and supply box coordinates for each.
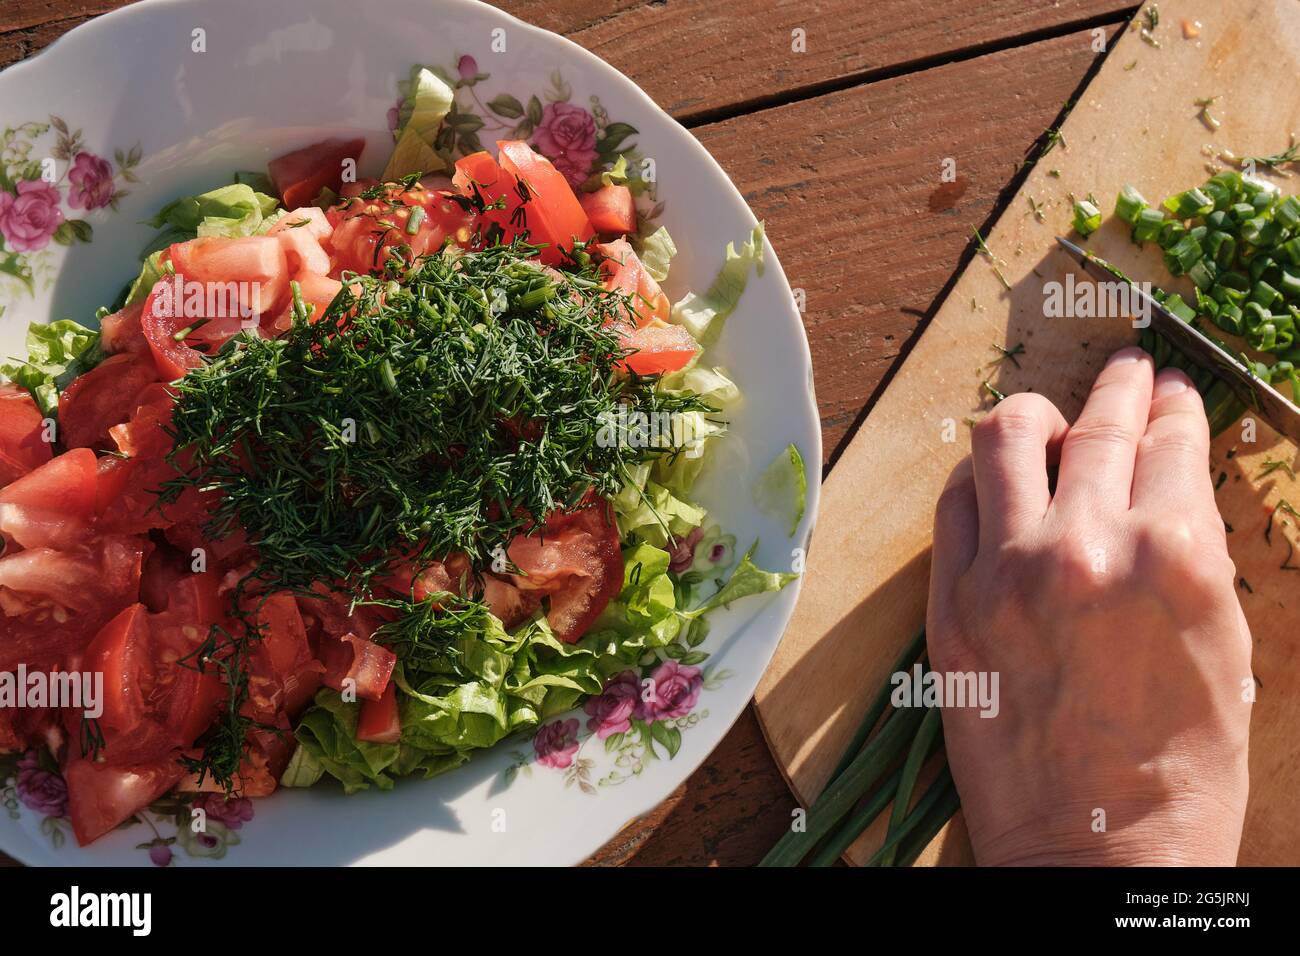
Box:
[64,757,183,846]
[275,226,332,276]
[453,143,594,265]
[0,446,98,516]
[58,352,159,450]
[356,680,401,744]
[98,301,148,355]
[247,592,322,718]
[507,499,623,642]
[496,141,594,263]
[327,182,475,276]
[596,239,670,326]
[168,235,290,325]
[580,184,636,236]
[619,323,699,375]
[82,603,152,732]
[266,206,333,242]
[319,632,396,701]
[0,534,147,671]
[268,137,367,209]
[140,274,205,381]
[0,384,52,480]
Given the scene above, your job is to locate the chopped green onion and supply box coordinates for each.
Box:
[1163,186,1213,219]
[1133,206,1165,243]
[1072,198,1102,237]
[405,205,426,235]
[1115,184,1148,224]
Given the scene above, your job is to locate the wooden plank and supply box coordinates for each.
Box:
[755,0,1300,866]
[694,26,1115,463]
[554,0,1135,123]
[1,1,1136,123]
[0,1,131,34]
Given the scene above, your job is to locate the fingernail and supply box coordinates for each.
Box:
[1106,346,1148,367]
[1153,371,1192,398]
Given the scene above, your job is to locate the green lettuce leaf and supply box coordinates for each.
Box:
[294,608,627,792]
[383,66,454,181]
[753,443,807,536]
[124,249,167,306]
[588,542,682,651]
[682,545,797,619]
[636,225,677,283]
[148,182,278,240]
[613,479,707,549]
[671,222,765,345]
[0,319,103,416]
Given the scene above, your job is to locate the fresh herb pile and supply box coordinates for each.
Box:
[165,240,710,595]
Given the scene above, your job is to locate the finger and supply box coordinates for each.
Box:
[931,457,980,590]
[969,392,1069,547]
[1131,367,1215,514]
[1055,346,1154,512]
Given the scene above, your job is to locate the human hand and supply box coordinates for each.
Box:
[926,346,1252,866]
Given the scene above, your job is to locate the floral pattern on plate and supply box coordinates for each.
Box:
[0,115,140,301]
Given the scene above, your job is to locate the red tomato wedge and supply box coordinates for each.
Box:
[356,680,401,744]
[496,141,594,260]
[266,205,333,242]
[247,592,322,719]
[0,446,98,516]
[141,274,204,381]
[0,534,147,671]
[595,239,671,327]
[83,603,152,732]
[507,500,623,642]
[580,184,636,236]
[0,384,52,481]
[620,324,699,376]
[327,182,476,276]
[451,150,514,236]
[319,632,396,701]
[64,757,184,846]
[167,236,290,327]
[98,301,148,355]
[268,137,366,209]
[453,142,594,264]
[58,352,159,450]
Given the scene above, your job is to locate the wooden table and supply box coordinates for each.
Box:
[0,0,1140,866]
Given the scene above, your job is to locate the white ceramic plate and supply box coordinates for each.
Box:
[0,0,819,866]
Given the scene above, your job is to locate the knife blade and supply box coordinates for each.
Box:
[1055,235,1300,446]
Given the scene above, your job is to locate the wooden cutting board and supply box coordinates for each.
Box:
[755,0,1300,867]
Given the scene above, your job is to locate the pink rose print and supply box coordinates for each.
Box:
[583,670,641,740]
[147,840,173,867]
[66,151,115,210]
[192,792,255,830]
[533,717,581,769]
[638,660,703,722]
[532,102,598,188]
[668,526,705,574]
[15,750,67,817]
[457,54,479,82]
[0,179,64,252]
